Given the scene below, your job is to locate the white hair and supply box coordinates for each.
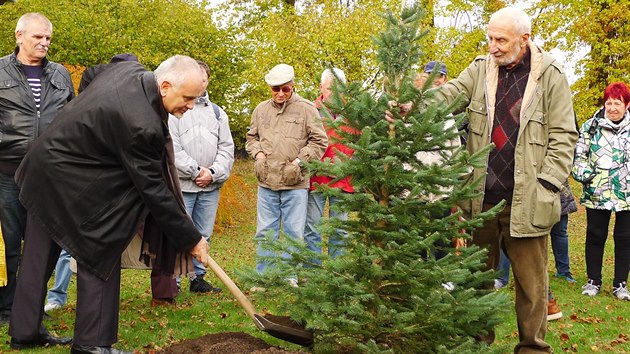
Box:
[15,13,52,33]
[490,7,531,35]
[154,55,203,87]
[321,68,346,85]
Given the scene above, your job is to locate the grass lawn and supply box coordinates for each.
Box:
[0,160,628,353]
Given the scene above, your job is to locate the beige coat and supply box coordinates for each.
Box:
[246,93,328,190]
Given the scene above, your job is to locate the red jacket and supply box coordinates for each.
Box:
[310,95,356,193]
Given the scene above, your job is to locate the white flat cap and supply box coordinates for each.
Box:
[265,64,295,86]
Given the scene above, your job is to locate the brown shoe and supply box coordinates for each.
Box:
[547,298,563,321]
[150,298,176,307]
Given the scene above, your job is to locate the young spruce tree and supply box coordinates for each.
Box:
[244,5,510,353]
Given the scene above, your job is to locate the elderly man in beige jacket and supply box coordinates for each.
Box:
[246,64,327,286]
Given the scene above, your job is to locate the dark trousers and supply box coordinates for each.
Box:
[9,216,120,346]
[585,209,630,286]
[151,270,178,300]
[0,172,27,315]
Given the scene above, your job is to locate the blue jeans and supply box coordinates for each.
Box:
[497,214,572,284]
[0,172,26,314]
[46,249,73,306]
[183,190,220,278]
[550,214,571,275]
[254,186,308,274]
[497,248,511,285]
[304,192,348,265]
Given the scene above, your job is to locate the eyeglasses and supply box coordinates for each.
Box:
[271,86,293,93]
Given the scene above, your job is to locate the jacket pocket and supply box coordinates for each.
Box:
[282,162,303,186]
[466,99,487,136]
[255,158,268,183]
[283,115,305,139]
[532,182,560,229]
[0,80,19,90]
[527,111,547,146]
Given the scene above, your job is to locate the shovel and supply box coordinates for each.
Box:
[204,255,314,347]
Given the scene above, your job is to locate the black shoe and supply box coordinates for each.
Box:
[189,276,222,293]
[10,332,72,349]
[71,344,133,354]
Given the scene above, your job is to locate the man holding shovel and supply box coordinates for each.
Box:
[9,55,211,354]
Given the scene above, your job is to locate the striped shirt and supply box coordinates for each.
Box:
[21,64,44,110]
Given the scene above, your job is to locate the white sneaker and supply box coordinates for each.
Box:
[494,279,507,290]
[581,279,601,296]
[249,286,267,293]
[441,282,455,291]
[613,282,630,301]
[286,278,299,288]
[44,302,62,313]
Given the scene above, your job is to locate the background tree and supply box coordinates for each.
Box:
[242,4,510,353]
[533,0,630,123]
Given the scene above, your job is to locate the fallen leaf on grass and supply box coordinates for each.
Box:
[560,333,570,342]
[569,313,603,323]
[571,343,578,351]
[610,333,628,347]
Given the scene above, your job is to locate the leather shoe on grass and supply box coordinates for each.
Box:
[71,344,133,354]
[10,332,72,349]
[150,297,176,307]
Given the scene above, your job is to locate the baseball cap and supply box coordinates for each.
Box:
[265,64,295,86]
[424,61,447,75]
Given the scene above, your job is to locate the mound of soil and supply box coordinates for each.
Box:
[159,332,308,354]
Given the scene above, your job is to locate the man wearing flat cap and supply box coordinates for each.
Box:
[246,63,327,284]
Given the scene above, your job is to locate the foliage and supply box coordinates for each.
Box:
[0,0,246,148]
[533,0,630,123]
[241,5,511,353]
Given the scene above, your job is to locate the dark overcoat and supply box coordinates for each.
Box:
[15,61,202,280]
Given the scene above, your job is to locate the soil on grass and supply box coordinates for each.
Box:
[159,331,308,354]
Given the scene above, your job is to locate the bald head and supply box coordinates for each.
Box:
[155,55,207,118]
[487,7,531,68]
[489,7,531,35]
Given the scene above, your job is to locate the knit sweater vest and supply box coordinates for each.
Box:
[485,48,531,204]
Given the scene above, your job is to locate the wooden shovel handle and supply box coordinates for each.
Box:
[204,255,259,322]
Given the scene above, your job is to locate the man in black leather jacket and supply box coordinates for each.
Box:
[0,12,74,325]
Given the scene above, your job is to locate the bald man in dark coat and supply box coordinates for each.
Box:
[9,55,210,354]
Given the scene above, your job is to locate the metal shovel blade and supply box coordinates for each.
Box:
[254,314,314,347]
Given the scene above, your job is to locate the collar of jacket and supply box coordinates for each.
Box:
[270,92,298,113]
[600,109,630,131]
[142,71,169,124]
[483,41,548,135]
[194,91,210,106]
[11,46,50,71]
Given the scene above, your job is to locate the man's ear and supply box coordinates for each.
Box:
[15,31,22,44]
[520,33,531,47]
[159,81,171,97]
